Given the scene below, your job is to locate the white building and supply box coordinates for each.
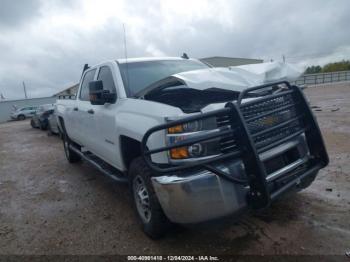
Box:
[200,56,263,67]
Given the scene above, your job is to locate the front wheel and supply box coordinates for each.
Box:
[63,133,81,163]
[129,157,172,239]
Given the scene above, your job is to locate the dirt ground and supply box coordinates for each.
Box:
[0,82,349,256]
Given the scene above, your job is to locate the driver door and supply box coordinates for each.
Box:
[89,65,121,168]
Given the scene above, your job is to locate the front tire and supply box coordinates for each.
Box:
[63,133,81,163]
[129,157,172,239]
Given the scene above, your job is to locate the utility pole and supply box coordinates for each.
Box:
[282,55,286,63]
[22,81,28,99]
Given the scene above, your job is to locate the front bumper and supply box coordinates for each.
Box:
[152,133,319,224]
[152,161,321,224]
[152,161,248,224]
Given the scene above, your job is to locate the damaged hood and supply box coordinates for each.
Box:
[140,61,304,113]
[171,61,303,92]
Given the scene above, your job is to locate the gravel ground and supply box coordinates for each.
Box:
[0,82,350,256]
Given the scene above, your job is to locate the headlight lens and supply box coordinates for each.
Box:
[168,125,184,134]
[167,118,216,134]
[166,117,221,160]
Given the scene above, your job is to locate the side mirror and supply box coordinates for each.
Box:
[89,80,116,105]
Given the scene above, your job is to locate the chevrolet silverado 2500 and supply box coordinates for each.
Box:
[56,57,329,238]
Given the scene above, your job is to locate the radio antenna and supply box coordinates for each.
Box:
[123,23,130,89]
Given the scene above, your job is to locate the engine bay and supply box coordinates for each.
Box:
[144,86,239,113]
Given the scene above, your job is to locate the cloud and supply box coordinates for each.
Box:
[0,0,41,29]
[0,0,349,99]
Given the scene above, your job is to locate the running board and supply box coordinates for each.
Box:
[69,145,128,183]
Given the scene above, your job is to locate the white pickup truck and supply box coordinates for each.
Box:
[56,57,329,238]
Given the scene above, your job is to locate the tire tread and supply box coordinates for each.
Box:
[129,157,172,239]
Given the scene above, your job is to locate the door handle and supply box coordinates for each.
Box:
[87,109,94,114]
[73,107,78,111]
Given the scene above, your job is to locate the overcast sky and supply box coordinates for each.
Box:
[0,0,349,99]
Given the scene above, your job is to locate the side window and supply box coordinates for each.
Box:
[97,66,117,96]
[79,69,97,101]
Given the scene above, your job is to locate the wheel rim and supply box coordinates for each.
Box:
[133,175,151,223]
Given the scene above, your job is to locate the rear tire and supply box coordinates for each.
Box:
[18,115,25,121]
[63,133,81,163]
[129,157,172,239]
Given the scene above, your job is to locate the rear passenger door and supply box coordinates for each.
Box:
[68,68,97,145]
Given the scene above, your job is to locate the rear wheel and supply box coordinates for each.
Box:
[129,157,172,239]
[17,115,25,120]
[63,133,81,163]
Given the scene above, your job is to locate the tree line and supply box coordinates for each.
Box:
[305,60,350,74]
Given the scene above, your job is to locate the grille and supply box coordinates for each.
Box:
[216,91,305,154]
[241,93,295,119]
[241,93,304,151]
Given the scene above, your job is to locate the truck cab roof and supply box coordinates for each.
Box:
[116,57,199,64]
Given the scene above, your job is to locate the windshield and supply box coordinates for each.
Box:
[119,60,209,96]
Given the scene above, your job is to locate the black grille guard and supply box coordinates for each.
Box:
[141,81,329,209]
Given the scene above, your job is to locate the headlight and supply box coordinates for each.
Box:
[167,118,217,134]
[166,117,221,160]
